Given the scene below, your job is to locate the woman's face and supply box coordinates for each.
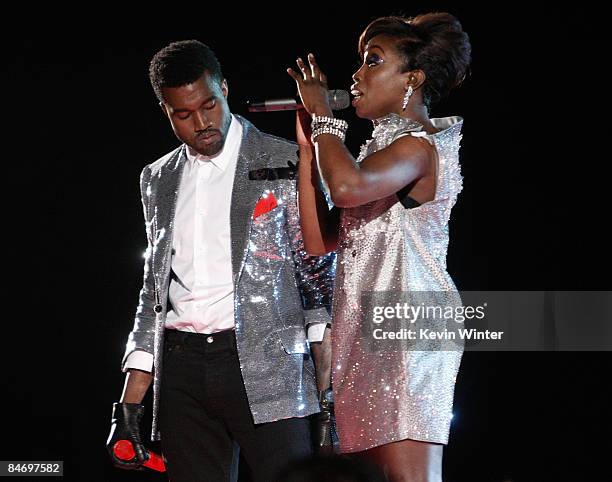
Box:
[351,34,412,120]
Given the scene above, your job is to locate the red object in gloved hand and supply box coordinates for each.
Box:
[113,440,166,472]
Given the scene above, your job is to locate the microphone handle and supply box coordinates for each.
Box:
[247,90,348,112]
[248,103,304,112]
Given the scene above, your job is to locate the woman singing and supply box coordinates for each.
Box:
[288,13,471,481]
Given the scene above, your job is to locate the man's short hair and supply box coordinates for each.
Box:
[149,40,224,101]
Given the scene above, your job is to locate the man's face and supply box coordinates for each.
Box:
[161,72,232,157]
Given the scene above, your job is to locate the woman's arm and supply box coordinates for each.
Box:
[314,132,432,208]
[296,109,340,255]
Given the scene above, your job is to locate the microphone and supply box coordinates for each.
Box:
[247,90,350,112]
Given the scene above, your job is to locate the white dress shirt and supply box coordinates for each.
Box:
[165,116,241,334]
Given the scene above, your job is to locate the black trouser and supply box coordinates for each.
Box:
[159,328,312,482]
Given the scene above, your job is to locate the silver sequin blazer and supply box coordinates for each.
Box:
[121,115,335,441]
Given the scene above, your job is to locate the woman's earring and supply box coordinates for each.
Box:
[402,85,414,110]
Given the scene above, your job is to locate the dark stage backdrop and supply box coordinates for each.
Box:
[3,3,609,481]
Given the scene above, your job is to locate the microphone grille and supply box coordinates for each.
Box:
[328,90,350,111]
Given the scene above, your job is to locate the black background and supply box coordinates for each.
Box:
[2,3,610,481]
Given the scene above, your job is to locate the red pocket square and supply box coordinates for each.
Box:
[253,192,278,219]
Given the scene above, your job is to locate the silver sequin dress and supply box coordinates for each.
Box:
[331,114,464,452]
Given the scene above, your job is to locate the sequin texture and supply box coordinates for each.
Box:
[332,113,464,452]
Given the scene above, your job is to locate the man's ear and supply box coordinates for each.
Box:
[221,79,229,98]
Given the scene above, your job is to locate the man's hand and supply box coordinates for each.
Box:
[106,402,150,470]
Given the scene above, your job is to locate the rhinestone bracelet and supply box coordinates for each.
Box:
[311,115,348,143]
[311,126,347,143]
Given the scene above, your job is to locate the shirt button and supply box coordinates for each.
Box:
[206,336,214,344]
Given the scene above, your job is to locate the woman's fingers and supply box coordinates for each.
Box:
[287,67,301,82]
[292,54,326,85]
[309,53,328,87]
[296,57,311,80]
[288,54,330,115]
[308,53,320,79]
[320,71,328,87]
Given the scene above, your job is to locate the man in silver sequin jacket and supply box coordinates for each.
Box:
[106,40,335,481]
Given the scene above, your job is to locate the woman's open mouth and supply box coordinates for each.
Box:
[351,89,363,106]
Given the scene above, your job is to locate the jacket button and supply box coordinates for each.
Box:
[154,304,163,313]
[206,336,214,344]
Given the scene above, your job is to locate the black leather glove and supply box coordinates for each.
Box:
[106,402,150,470]
[313,388,337,454]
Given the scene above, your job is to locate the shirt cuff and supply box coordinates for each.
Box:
[307,322,328,343]
[122,350,154,373]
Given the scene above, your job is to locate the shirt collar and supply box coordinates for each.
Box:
[185,114,240,172]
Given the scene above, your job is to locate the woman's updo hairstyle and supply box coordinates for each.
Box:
[358,12,471,107]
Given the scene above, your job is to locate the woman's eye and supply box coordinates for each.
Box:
[366,56,381,66]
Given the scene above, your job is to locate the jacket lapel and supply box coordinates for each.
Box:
[153,147,186,275]
[230,116,268,283]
